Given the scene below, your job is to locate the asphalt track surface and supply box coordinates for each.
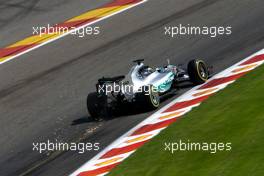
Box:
[0,0,264,175]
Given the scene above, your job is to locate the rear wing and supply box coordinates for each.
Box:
[98,75,125,85]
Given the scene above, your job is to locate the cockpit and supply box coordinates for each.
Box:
[137,66,155,78]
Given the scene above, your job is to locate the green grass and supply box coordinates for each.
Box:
[109,65,264,176]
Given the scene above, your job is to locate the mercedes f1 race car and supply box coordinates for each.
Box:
[87,59,211,120]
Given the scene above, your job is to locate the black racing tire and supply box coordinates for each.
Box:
[87,92,101,120]
[187,59,209,85]
[136,85,160,110]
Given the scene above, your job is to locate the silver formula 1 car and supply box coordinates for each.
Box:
[87,59,210,120]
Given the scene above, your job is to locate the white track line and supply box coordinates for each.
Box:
[0,0,148,65]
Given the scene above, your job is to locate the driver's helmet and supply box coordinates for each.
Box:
[138,66,154,77]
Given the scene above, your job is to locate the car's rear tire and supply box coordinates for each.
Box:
[136,85,160,110]
[87,92,101,120]
[188,59,209,85]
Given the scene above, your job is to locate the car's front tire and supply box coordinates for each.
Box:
[188,59,209,85]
